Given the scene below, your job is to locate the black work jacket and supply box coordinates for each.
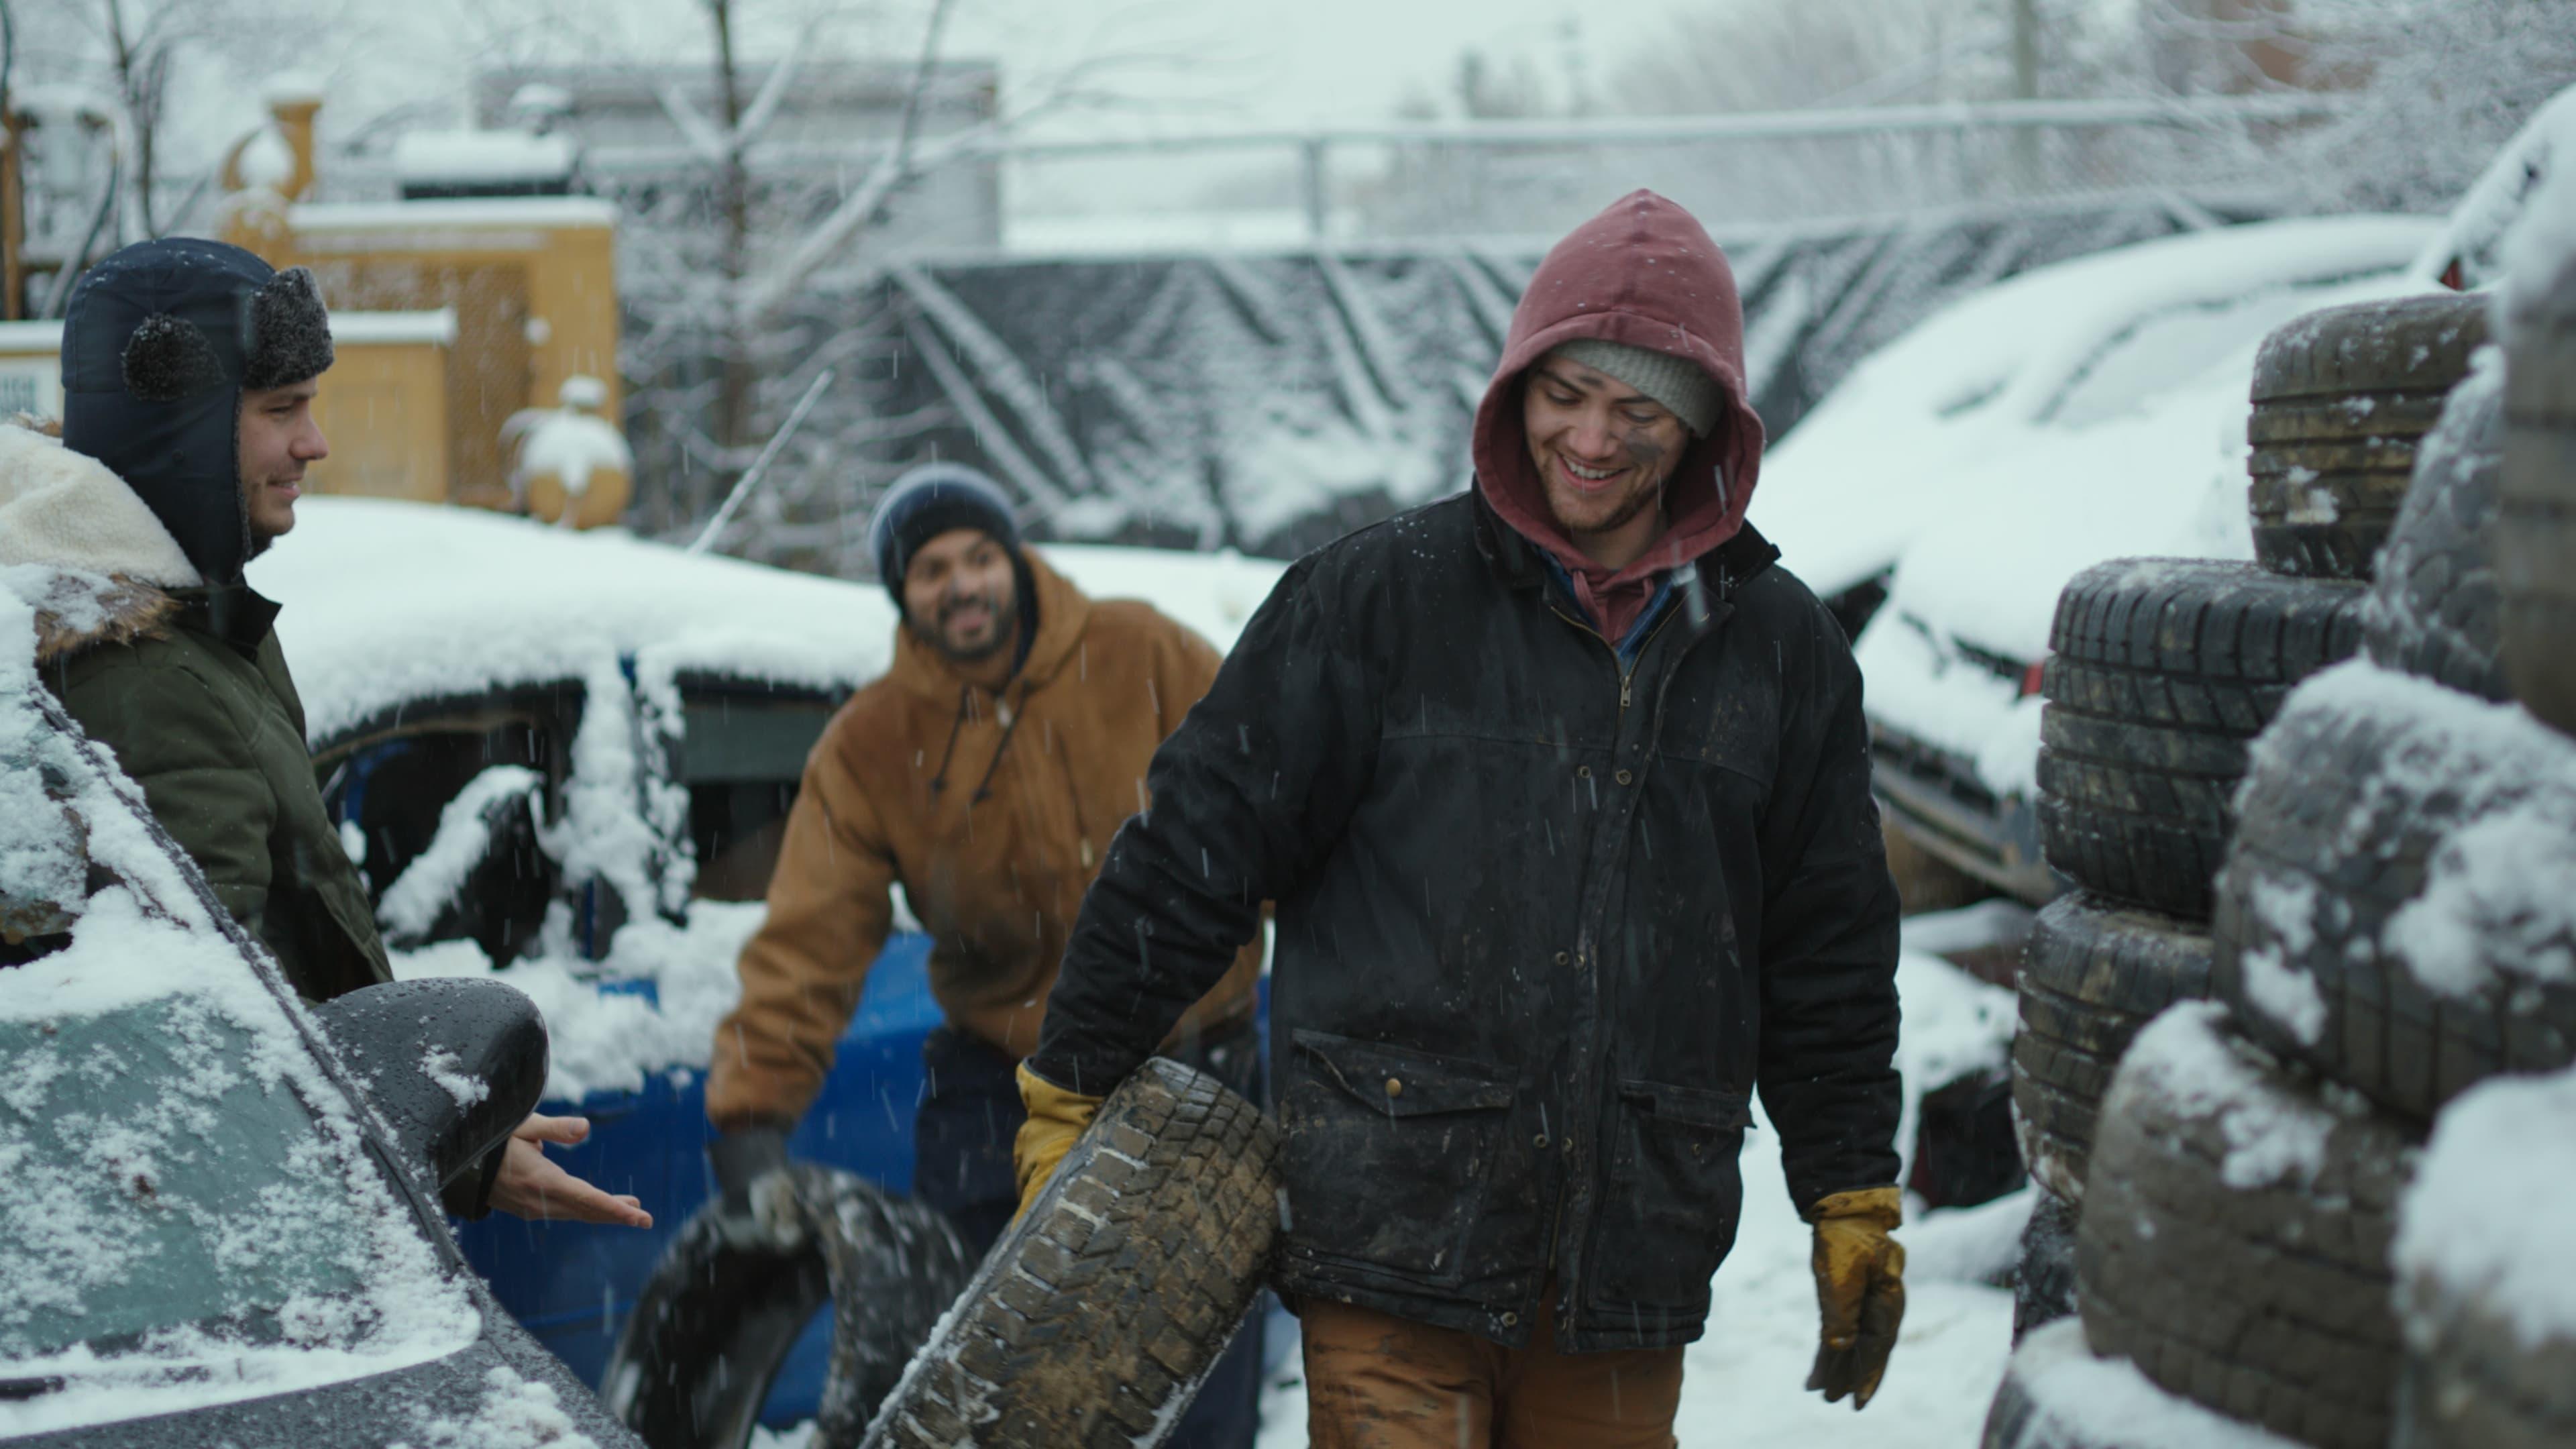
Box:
[1030,490,1901,1351]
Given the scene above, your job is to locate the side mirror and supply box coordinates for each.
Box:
[2,753,88,958]
[312,979,549,1193]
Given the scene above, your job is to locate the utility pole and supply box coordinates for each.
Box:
[2010,0,2041,192]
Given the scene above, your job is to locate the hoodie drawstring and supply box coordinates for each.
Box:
[969,683,1030,804]
[928,681,1031,804]
[927,688,972,794]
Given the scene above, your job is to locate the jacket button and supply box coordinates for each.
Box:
[1501,1311,1519,1328]
[1533,1132,1550,1149]
[1575,765,1592,779]
[1385,1077,1403,1097]
[1562,1136,1575,1152]
[1554,951,1570,967]
[1615,768,1633,785]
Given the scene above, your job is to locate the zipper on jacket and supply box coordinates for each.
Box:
[1548,600,1685,718]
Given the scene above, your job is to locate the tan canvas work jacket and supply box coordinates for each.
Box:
[707,549,1263,1127]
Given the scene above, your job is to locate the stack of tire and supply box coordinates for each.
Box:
[1988,282,2576,1444]
[1990,262,2576,1449]
[2006,292,2486,1345]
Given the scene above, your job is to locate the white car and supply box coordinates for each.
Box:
[1752,87,2575,901]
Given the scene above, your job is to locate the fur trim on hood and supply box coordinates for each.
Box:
[0,417,201,662]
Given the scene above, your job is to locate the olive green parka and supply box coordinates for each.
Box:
[3,421,388,1001]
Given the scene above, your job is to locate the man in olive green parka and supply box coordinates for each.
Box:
[1,236,648,1229]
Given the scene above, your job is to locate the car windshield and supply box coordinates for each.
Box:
[0,669,480,1437]
[0,990,371,1360]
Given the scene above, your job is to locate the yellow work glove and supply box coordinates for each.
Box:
[1805,1185,1907,1410]
[1012,1062,1105,1223]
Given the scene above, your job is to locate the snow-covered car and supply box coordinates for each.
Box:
[0,592,641,1446]
[1753,87,2575,902]
[241,498,1287,1417]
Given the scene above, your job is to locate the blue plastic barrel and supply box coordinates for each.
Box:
[456,931,942,1424]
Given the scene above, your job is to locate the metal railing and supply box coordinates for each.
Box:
[297,91,2354,254]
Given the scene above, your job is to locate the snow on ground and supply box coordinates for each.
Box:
[1256,943,2020,1448]
[1998,1320,2302,1449]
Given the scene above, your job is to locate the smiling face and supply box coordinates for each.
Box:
[1521,356,1695,567]
[237,380,327,553]
[901,527,1020,665]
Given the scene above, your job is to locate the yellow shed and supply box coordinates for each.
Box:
[304,310,454,504]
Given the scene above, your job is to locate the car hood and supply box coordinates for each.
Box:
[1850,259,2444,802]
[1751,215,2438,601]
[9,1291,641,1449]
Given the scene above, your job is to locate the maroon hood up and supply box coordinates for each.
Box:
[1472,189,1766,641]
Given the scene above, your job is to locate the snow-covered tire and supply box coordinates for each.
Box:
[1983,1319,2304,1449]
[859,1057,1282,1449]
[2247,293,2489,580]
[2499,249,2576,736]
[2012,1186,2081,1344]
[2391,1069,2576,1449]
[2036,559,2365,918]
[604,1165,975,1449]
[2210,663,2576,1123]
[2361,351,2511,700]
[2012,894,2214,1204]
[2076,1002,2420,1449]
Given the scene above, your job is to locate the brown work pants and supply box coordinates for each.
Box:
[1299,1293,1684,1449]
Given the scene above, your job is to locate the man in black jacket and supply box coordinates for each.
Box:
[1014,191,1906,1447]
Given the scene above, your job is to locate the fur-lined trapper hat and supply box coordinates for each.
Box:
[59,237,333,586]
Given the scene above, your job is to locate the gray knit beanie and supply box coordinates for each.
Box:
[1547,339,1723,437]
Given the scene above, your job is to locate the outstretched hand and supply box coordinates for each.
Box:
[488,1114,653,1228]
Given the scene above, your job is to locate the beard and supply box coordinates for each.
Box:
[925,590,1014,662]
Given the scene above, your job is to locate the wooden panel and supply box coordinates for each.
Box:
[304,260,529,510]
[307,341,448,502]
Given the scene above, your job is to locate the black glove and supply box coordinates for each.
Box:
[707,1124,792,1223]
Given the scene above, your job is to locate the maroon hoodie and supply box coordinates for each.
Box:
[1472,189,1768,643]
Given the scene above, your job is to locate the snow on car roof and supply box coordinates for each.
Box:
[1750,213,2437,604]
[253,499,1289,747]
[253,499,894,745]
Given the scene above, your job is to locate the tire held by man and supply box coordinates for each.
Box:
[860,1057,1281,1449]
[606,1166,974,1449]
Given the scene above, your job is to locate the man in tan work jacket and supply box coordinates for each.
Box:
[704,462,1265,1447]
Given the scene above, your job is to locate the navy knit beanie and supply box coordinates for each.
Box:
[868,462,1022,606]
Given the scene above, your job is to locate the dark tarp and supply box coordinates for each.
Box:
[657,197,2275,568]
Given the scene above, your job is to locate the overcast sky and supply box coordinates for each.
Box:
[285,0,1719,147]
[936,0,1711,133]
